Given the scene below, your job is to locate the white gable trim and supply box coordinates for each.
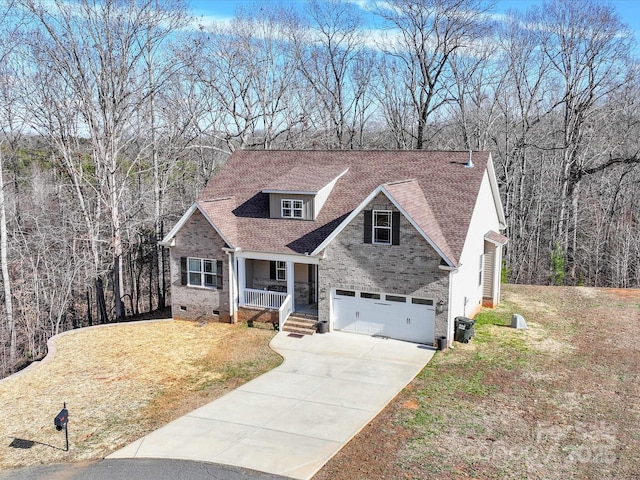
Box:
[314,168,349,217]
[310,185,455,267]
[486,154,506,228]
[160,202,233,248]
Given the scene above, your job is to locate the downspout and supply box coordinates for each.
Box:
[448,269,456,346]
[439,263,458,347]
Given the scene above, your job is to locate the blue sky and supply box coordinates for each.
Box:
[189,0,640,45]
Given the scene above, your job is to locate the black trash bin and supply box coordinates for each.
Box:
[454,317,475,343]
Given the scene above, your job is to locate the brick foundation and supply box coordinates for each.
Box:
[236,307,279,325]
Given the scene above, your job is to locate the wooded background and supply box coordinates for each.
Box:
[1,0,638,376]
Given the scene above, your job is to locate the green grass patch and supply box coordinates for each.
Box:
[403,303,541,434]
[473,306,512,327]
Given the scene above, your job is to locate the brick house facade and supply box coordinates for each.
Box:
[169,209,230,321]
[162,150,507,346]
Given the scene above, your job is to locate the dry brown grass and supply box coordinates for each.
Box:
[0,320,281,469]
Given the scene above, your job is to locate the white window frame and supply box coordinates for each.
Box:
[373,210,392,245]
[188,257,218,288]
[275,261,286,281]
[281,199,303,219]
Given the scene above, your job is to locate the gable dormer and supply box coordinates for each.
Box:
[262,165,348,220]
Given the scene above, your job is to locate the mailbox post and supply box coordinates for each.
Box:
[54,403,69,452]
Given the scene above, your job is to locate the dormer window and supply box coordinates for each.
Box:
[281,199,303,219]
[263,166,349,220]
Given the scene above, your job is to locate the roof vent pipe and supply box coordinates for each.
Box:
[465,150,474,168]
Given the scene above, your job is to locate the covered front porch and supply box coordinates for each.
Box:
[232,253,319,330]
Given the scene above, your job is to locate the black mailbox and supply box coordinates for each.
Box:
[55,408,68,431]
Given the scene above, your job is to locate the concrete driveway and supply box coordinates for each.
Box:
[108,331,435,479]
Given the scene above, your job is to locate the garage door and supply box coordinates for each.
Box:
[331,289,435,344]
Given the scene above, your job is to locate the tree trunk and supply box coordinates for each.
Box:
[86,288,93,327]
[95,277,108,324]
[0,150,16,367]
[113,255,124,320]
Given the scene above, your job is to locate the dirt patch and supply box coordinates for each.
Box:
[314,285,640,480]
[607,288,640,299]
[0,320,281,469]
[402,399,420,410]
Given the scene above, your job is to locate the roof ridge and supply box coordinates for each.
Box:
[201,196,234,203]
[385,178,417,186]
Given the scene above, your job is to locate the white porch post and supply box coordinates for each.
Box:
[227,251,236,322]
[238,257,246,307]
[494,245,502,305]
[286,261,295,312]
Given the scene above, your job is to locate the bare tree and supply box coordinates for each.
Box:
[292,0,377,149]
[0,148,15,367]
[491,9,556,283]
[22,0,189,319]
[191,2,305,150]
[0,0,24,370]
[373,0,490,149]
[447,39,501,150]
[529,0,636,282]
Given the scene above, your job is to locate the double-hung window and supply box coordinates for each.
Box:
[281,199,303,218]
[275,261,286,281]
[373,210,392,245]
[187,257,220,288]
[270,260,287,281]
[364,210,400,245]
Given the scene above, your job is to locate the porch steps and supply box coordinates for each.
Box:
[283,316,318,336]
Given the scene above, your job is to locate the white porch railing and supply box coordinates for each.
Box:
[243,288,287,310]
[278,294,293,331]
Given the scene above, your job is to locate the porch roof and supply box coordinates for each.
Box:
[485,230,509,246]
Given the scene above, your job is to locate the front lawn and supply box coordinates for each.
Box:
[0,320,281,469]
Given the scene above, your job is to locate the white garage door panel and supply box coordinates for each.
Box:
[332,297,387,336]
[332,290,434,344]
[382,302,433,343]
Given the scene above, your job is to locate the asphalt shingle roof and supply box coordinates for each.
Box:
[262,164,348,193]
[382,179,456,264]
[196,150,492,265]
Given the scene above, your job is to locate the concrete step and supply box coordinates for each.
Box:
[291,311,319,321]
[283,316,317,335]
